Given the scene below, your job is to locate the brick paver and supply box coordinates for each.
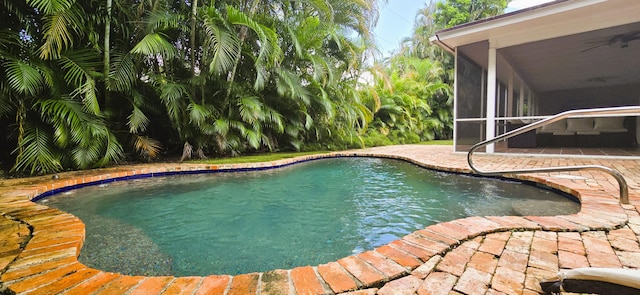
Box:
[1,145,640,294]
[129,276,174,295]
[290,266,328,295]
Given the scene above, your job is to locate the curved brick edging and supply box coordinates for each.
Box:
[0,145,638,294]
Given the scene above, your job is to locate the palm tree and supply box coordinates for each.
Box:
[0,0,126,174]
[0,0,384,175]
[360,55,451,144]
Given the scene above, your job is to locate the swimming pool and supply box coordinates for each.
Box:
[39,157,579,276]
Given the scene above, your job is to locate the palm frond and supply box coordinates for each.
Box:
[39,5,84,59]
[160,82,188,122]
[325,23,343,52]
[263,105,284,133]
[228,119,247,134]
[226,5,283,65]
[214,132,241,154]
[356,103,374,127]
[72,140,102,169]
[302,0,335,23]
[26,0,74,14]
[253,61,269,91]
[425,81,452,98]
[312,85,335,118]
[379,103,403,113]
[37,98,92,147]
[0,30,21,57]
[285,122,302,137]
[108,51,137,92]
[244,129,260,149]
[289,139,302,151]
[58,49,101,87]
[128,104,150,133]
[187,101,211,127]
[259,24,284,65]
[214,118,230,135]
[58,49,101,115]
[286,26,304,57]
[95,130,124,167]
[132,135,162,159]
[304,112,314,130]
[225,5,265,40]
[237,96,263,124]
[69,79,100,115]
[204,22,240,75]
[144,10,186,32]
[277,69,311,105]
[310,55,331,85]
[11,123,62,175]
[297,16,322,47]
[130,33,177,59]
[4,60,46,96]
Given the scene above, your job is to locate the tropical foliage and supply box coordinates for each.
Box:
[369,0,510,145]
[434,0,509,28]
[0,0,506,176]
[360,56,451,146]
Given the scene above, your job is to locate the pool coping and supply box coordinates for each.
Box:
[0,145,637,294]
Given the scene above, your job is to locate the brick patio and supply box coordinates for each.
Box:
[1,145,639,294]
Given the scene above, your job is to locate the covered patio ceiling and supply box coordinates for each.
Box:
[501,22,640,92]
[432,0,640,93]
[460,21,640,92]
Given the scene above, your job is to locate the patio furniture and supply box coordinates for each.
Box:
[536,116,634,147]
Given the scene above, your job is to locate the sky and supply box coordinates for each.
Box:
[373,0,425,57]
[373,0,556,57]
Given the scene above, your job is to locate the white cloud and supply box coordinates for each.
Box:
[506,0,555,12]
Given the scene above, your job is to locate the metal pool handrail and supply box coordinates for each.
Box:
[467,106,640,205]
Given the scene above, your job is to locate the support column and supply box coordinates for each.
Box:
[485,47,497,153]
[453,47,459,152]
[507,71,514,118]
[519,84,525,116]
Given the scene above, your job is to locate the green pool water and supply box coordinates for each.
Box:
[40,157,579,276]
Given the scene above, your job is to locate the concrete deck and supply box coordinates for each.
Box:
[1,145,639,294]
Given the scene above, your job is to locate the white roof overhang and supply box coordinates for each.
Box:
[430,0,640,51]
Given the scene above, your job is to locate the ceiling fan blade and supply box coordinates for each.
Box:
[581,43,606,53]
[626,31,640,41]
[584,40,608,44]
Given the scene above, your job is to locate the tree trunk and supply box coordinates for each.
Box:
[16,100,26,158]
[180,141,193,162]
[225,0,261,101]
[104,0,112,106]
[190,0,198,75]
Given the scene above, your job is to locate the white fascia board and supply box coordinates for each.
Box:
[433,0,619,49]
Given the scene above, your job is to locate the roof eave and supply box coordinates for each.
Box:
[428,35,454,55]
[430,0,612,50]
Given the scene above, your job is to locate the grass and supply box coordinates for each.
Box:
[419,139,453,145]
[191,140,452,165]
[192,151,330,165]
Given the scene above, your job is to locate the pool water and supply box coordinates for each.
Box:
[40,157,579,276]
